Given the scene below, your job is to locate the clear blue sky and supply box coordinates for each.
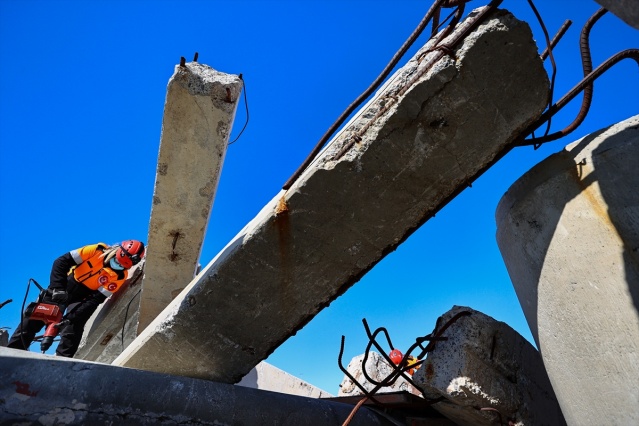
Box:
[1,0,637,395]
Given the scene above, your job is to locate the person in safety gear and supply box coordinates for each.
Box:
[7,240,145,357]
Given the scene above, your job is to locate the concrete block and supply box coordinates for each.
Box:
[595,0,639,29]
[412,306,565,426]
[113,7,549,384]
[0,347,393,425]
[137,62,243,333]
[495,115,639,425]
[238,361,333,398]
[338,351,420,397]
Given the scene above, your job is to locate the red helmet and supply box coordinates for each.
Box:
[116,240,145,269]
[389,349,404,365]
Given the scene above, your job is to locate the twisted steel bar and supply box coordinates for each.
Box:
[518,48,639,146]
[282,0,471,190]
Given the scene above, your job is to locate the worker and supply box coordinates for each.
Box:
[7,240,145,357]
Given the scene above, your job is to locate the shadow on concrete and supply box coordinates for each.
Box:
[498,119,638,345]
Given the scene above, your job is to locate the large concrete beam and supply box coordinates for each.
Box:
[594,0,639,29]
[495,116,639,425]
[412,306,565,426]
[138,62,242,333]
[0,348,391,425]
[113,8,549,383]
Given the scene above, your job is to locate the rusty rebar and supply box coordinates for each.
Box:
[540,19,572,61]
[282,0,473,191]
[333,0,502,163]
[519,47,639,147]
[527,8,608,148]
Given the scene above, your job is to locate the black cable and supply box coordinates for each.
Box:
[121,288,142,350]
[228,74,249,146]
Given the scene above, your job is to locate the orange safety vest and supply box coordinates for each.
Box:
[70,243,128,298]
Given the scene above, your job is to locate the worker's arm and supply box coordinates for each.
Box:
[49,252,77,291]
[66,292,107,323]
[49,244,105,291]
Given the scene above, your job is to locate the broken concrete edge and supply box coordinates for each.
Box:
[0,347,392,426]
[115,6,550,385]
[413,306,566,426]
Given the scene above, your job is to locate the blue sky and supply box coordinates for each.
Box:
[0,0,637,394]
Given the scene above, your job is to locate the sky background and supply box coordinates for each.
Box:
[0,0,637,395]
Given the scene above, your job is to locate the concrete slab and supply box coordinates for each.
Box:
[137,62,242,334]
[0,347,392,425]
[412,306,565,426]
[495,115,639,425]
[238,361,333,398]
[113,7,549,384]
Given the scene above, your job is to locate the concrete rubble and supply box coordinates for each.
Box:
[338,351,420,397]
[238,361,333,398]
[496,115,639,425]
[413,306,565,426]
[112,7,550,384]
[0,347,390,426]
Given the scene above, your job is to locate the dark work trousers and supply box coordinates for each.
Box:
[7,301,90,357]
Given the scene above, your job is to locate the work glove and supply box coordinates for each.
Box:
[55,318,72,329]
[50,289,69,304]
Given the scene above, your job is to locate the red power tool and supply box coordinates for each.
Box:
[25,279,65,353]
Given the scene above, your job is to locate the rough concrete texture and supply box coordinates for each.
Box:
[113,7,549,384]
[137,62,242,334]
[412,306,565,426]
[74,264,144,362]
[238,361,333,398]
[495,115,639,425]
[338,351,420,397]
[595,0,639,29]
[0,347,392,426]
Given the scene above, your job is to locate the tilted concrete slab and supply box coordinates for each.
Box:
[137,62,242,334]
[412,306,565,426]
[495,116,639,425]
[238,361,333,398]
[113,8,549,384]
[0,347,391,425]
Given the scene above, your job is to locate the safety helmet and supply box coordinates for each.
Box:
[389,349,404,365]
[116,240,145,269]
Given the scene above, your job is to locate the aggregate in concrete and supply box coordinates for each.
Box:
[412,306,565,426]
[496,115,639,425]
[113,7,549,384]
